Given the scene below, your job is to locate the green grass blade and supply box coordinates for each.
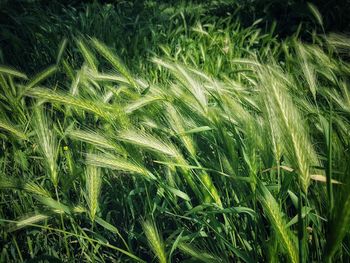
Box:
[0,65,27,79]
[25,65,57,90]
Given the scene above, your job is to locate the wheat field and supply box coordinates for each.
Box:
[1,1,350,262]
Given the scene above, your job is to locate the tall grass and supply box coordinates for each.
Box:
[1,2,350,262]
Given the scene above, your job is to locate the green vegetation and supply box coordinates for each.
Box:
[1,1,350,262]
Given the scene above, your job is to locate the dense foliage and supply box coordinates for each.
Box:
[1,1,350,262]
